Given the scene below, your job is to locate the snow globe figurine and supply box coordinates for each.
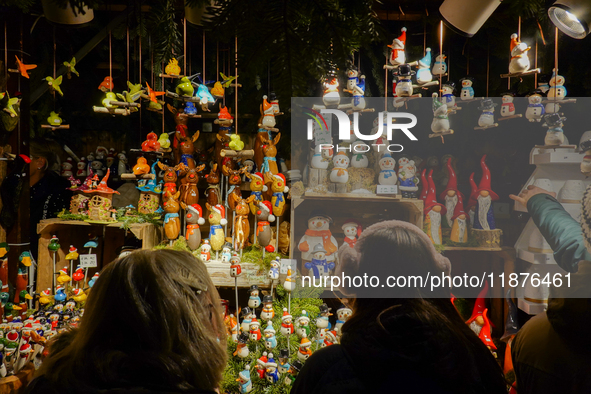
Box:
[525,90,545,122]
[378,152,397,186]
[543,113,567,147]
[330,151,350,184]
[280,308,294,336]
[424,170,446,245]
[305,244,333,279]
[393,64,415,97]
[384,27,407,69]
[237,365,252,393]
[260,295,275,321]
[431,93,451,135]
[334,305,352,336]
[297,212,338,268]
[397,156,419,198]
[350,140,369,168]
[342,220,362,248]
[316,303,332,330]
[473,155,499,231]
[476,98,498,129]
[459,77,475,101]
[248,285,261,309]
[500,92,516,117]
[432,53,447,76]
[509,33,531,75]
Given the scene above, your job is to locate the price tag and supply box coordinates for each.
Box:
[80,254,98,268]
[376,185,398,195]
[280,259,296,275]
[314,115,332,146]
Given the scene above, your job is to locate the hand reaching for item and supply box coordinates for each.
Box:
[509,185,556,209]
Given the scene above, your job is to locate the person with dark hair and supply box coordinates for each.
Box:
[291,220,507,394]
[510,186,591,394]
[26,249,227,394]
[29,139,72,259]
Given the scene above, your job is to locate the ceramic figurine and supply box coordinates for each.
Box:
[240,307,253,333]
[346,66,360,92]
[351,72,366,111]
[297,335,312,362]
[284,360,303,387]
[304,244,334,279]
[179,164,206,206]
[509,34,531,75]
[261,295,275,321]
[439,158,463,228]
[342,220,361,248]
[14,56,37,79]
[477,98,498,128]
[76,157,87,178]
[260,95,276,128]
[204,164,222,207]
[450,193,468,243]
[47,111,62,126]
[280,308,294,336]
[241,159,255,182]
[414,48,433,85]
[393,64,415,97]
[45,75,63,96]
[397,156,419,198]
[205,203,227,255]
[295,310,311,338]
[248,285,261,310]
[211,81,224,98]
[546,69,567,114]
[278,349,290,374]
[255,352,268,379]
[163,191,182,241]
[133,157,150,175]
[278,221,290,255]
[181,203,205,250]
[175,76,194,97]
[330,152,350,184]
[466,283,496,351]
[441,82,456,109]
[165,58,181,76]
[249,317,261,341]
[467,173,478,227]
[221,243,232,263]
[245,172,267,214]
[201,240,212,263]
[233,196,256,251]
[101,92,119,109]
[72,266,85,287]
[376,152,396,186]
[424,170,446,245]
[264,322,277,350]
[56,265,71,286]
[158,162,186,195]
[88,272,99,288]
[214,107,234,170]
[233,332,250,359]
[255,201,276,253]
[543,113,566,147]
[117,152,129,175]
[283,268,296,292]
[182,102,197,116]
[322,74,340,107]
[298,212,338,268]
[158,133,171,150]
[268,258,280,281]
[473,155,498,231]
[334,305,352,336]
[98,76,114,92]
[176,130,200,169]
[430,94,451,136]
[385,28,407,68]
[222,165,245,211]
[230,253,241,277]
[116,81,143,107]
[525,91,545,122]
[72,288,87,303]
[500,92,516,117]
[270,174,289,217]
[349,140,369,168]
[310,144,333,170]
[237,365,252,393]
[432,53,447,76]
[229,134,244,151]
[137,162,162,214]
[61,158,74,178]
[316,303,332,330]
[195,82,216,111]
[459,77,475,101]
[261,133,281,184]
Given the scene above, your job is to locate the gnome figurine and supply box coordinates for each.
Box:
[543,113,566,146]
[424,170,446,245]
[466,282,496,352]
[385,27,407,69]
[439,158,463,228]
[473,155,499,231]
[450,193,468,243]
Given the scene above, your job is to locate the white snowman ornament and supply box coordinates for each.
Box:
[61,158,74,178]
[431,93,450,134]
[477,98,498,128]
[385,27,407,68]
[378,152,397,186]
[460,77,475,101]
[330,152,350,184]
[394,64,415,98]
[432,53,447,76]
[297,212,338,266]
[543,113,567,147]
[509,33,531,74]
[546,69,567,114]
[334,305,352,337]
[525,91,545,122]
[322,75,340,107]
[310,144,333,170]
[350,140,369,168]
[414,48,433,85]
[500,93,516,117]
[441,82,456,109]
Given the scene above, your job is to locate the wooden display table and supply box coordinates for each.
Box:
[36,219,162,291]
[0,364,35,394]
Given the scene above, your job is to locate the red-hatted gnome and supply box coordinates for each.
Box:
[419,168,429,202]
[450,193,468,243]
[424,169,446,245]
[473,155,499,231]
[466,281,496,352]
[439,158,463,228]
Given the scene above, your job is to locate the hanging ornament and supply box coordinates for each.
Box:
[502,33,540,78]
[498,92,522,121]
[430,93,453,138]
[432,53,447,77]
[384,27,407,70]
[409,48,438,88]
[542,113,567,147]
[474,98,499,130]
[525,90,545,122]
[45,75,63,96]
[63,57,79,79]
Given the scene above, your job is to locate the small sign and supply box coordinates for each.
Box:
[376,185,398,195]
[314,115,332,146]
[280,259,296,275]
[80,254,98,268]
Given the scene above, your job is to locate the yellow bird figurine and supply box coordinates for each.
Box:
[158,132,171,149]
[39,288,52,305]
[71,288,87,303]
[65,246,79,261]
[102,92,118,108]
[165,58,181,76]
[57,267,71,285]
[211,81,224,98]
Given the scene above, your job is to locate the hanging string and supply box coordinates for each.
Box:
[384,68,388,111]
[3,22,7,85]
[447,39,450,82]
[423,19,426,56]
[184,18,187,75]
[139,5,143,138]
[486,43,490,97]
[53,26,56,108]
[518,16,521,41]
[235,35,238,134]
[109,30,113,92]
[162,61,164,131]
[554,27,559,75]
[534,39,538,87]
[216,41,219,80]
[203,30,206,79]
[127,26,130,81]
[439,20,443,93]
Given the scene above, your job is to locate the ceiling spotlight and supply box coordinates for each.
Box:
[549,0,591,39]
[439,0,502,37]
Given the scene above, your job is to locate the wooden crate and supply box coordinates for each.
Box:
[36,219,162,291]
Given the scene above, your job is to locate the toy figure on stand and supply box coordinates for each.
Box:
[543,113,567,147]
[261,133,281,184]
[384,28,407,69]
[237,365,252,393]
[424,170,446,245]
[378,152,397,186]
[233,333,250,359]
[61,158,74,178]
[264,322,277,350]
[176,131,200,169]
[259,95,277,129]
[230,253,241,277]
[270,174,289,217]
[525,91,545,122]
[475,99,498,130]
[179,164,206,206]
[350,140,369,168]
[164,58,181,76]
[221,243,232,262]
[473,156,498,231]
[500,92,517,118]
[439,158,463,228]
[334,304,352,337]
[137,162,162,214]
[330,151,350,185]
[278,349,290,374]
[450,193,468,243]
[180,203,205,250]
[297,335,312,362]
[280,308,294,336]
[393,64,416,98]
[214,107,234,169]
[200,240,212,263]
[397,157,419,198]
[248,285,261,309]
[205,164,222,206]
[255,201,275,255]
[466,282,496,352]
[268,259,280,282]
[441,82,457,111]
[431,93,452,137]
[163,191,181,242]
[298,212,338,269]
[245,172,267,214]
[410,48,437,87]
[261,295,275,321]
[546,68,568,114]
[295,310,311,338]
[205,204,227,259]
[249,318,261,341]
[223,165,246,211]
[233,196,256,252]
[459,77,475,101]
[508,34,531,75]
[432,53,447,76]
[322,73,340,108]
[158,162,186,195]
[316,303,332,330]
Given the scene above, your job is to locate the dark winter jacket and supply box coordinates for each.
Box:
[512,194,591,394]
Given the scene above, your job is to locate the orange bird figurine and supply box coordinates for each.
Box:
[145,82,165,103]
[141,132,161,152]
[133,157,151,175]
[98,76,114,92]
[14,56,37,79]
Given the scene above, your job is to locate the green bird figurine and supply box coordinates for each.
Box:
[102,92,118,108]
[117,81,144,104]
[229,134,244,151]
[0,92,19,118]
[63,57,79,78]
[47,111,63,126]
[45,75,63,96]
[220,72,238,88]
[175,76,194,97]
[48,235,61,252]
[158,132,171,149]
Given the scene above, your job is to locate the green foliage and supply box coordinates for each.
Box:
[47,0,101,16]
[114,208,163,230]
[0,0,36,12]
[222,282,323,394]
[148,0,182,66]
[240,245,285,271]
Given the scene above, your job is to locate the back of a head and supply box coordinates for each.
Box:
[39,249,227,392]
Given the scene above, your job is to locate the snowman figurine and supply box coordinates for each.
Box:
[295,310,311,338]
[221,243,232,263]
[334,305,352,336]
[351,74,366,111]
[261,295,275,321]
[378,152,397,186]
[385,27,407,69]
[200,240,211,263]
[249,318,262,341]
[248,285,261,309]
[342,220,361,248]
[459,77,475,101]
[397,157,419,198]
[280,308,294,336]
[268,258,280,281]
[265,354,279,383]
[546,69,567,114]
[394,64,416,97]
[298,336,312,362]
[537,74,551,95]
[76,158,87,177]
[509,33,531,74]
[346,66,359,92]
[441,82,456,110]
[235,333,250,360]
[500,92,516,117]
[237,365,252,393]
[322,74,340,108]
[350,140,369,168]
[264,322,277,350]
[240,307,252,333]
[230,253,242,277]
[61,158,74,178]
[316,303,332,330]
[330,152,350,184]
[525,91,545,122]
[477,98,498,128]
[297,212,338,267]
[431,93,451,135]
[304,244,334,279]
[278,349,291,374]
[414,48,433,85]
[310,144,333,170]
[543,113,567,146]
[432,53,447,76]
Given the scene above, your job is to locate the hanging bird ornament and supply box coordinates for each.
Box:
[47,111,63,126]
[116,81,144,105]
[220,72,237,88]
[98,76,114,92]
[63,57,79,79]
[0,92,20,118]
[165,58,182,76]
[14,56,37,79]
[175,76,195,97]
[45,75,64,96]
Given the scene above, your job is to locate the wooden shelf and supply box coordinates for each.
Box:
[445,246,503,252]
